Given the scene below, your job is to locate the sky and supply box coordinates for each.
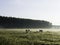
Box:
[0,0,60,25]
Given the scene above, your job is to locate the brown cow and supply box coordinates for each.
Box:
[39,30,43,32]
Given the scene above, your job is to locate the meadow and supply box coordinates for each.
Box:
[0,29,60,45]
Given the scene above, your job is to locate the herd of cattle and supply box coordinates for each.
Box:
[25,29,43,33]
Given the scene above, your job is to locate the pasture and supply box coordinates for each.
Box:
[0,28,60,45]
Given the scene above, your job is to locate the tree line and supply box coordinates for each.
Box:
[0,16,52,28]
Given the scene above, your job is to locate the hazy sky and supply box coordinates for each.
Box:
[0,0,60,25]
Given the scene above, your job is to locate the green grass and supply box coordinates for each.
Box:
[0,30,60,45]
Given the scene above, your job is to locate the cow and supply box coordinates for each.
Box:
[25,29,30,33]
[39,30,43,32]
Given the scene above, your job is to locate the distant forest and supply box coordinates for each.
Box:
[0,16,52,28]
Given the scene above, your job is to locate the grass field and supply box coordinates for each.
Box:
[0,29,60,45]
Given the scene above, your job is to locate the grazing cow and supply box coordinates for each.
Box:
[39,30,43,32]
[25,29,30,33]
